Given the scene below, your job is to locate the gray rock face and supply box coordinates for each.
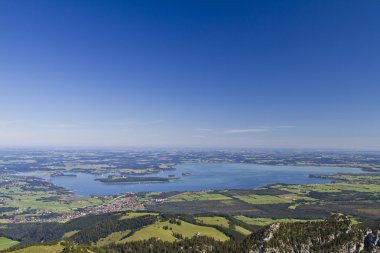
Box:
[248,214,364,253]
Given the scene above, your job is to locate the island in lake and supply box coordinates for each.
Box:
[95,175,179,183]
[50,172,77,177]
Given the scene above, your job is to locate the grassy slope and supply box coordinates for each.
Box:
[62,230,80,239]
[196,216,251,236]
[196,216,230,228]
[0,237,19,250]
[120,212,158,220]
[96,230,131,246]
[126,224,176,242]
[9,245,63,253]
[234,225,251,235]
[126,220,229,242]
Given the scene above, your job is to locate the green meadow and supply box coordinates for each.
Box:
[0,237,19,250]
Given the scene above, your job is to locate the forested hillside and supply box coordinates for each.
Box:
[3,213,376,253]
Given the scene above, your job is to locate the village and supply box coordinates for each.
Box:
[9,194,145,224]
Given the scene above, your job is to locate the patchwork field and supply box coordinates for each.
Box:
[145,178,380,221]
[168,191,231,202]
[234,216,319,227]
[0,176,108,222]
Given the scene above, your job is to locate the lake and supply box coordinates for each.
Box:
[24,163,363,196]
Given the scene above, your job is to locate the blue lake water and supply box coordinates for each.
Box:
[23,163,363,196]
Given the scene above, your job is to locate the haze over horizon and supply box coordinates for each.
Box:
[1,1,379,150]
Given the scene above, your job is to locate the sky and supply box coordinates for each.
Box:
[0,0,380,149]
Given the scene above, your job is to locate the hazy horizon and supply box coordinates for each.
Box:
[0,145,379,153]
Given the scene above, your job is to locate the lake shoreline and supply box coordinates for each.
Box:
[14,163,365,196]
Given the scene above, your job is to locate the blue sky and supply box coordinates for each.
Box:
[0,0,379,149]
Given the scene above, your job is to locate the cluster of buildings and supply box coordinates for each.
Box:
[9,194,144,223]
